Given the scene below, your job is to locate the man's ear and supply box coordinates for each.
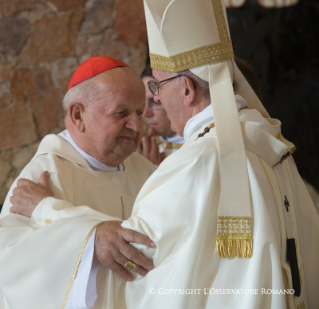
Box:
[181,76,196,107]
[68,103,85,132]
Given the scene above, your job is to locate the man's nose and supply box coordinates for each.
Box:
[143,103,153,118]
[126,113,144,132]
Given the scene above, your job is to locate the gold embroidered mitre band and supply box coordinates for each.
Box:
[150,42,234,72]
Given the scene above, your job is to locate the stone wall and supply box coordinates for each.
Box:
[0,0,148,204]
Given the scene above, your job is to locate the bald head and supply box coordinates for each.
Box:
[63,67,146,166]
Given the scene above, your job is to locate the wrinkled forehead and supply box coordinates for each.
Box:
[86,75,145,111]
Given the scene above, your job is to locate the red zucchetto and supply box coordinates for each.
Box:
[67,56,129,90]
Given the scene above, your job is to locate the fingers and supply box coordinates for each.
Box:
[9,206,17,214]
[136,142,143,154]
[94,222,156,280]
[120,242,154,272]
[122,228,156,249]
[141,136,150,157]
[38,171,50,187]
[159,151,166,163]
[149,136,160,165]
[16,178,35,188]
[148,127,156,138]
[112,247,149,277]
[107,260,134,281]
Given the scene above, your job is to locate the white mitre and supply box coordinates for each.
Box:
[144,0,274,259]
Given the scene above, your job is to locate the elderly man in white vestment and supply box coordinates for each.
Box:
[6,1,319,309]
[0,56,157,309]
[98,1,319,308]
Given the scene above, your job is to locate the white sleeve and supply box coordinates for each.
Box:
[65,230,100,309]
[30,197,121,228]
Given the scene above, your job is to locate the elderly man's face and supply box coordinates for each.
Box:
[151,70,186,136]
[142,76,174,138]
[76,68,145,167]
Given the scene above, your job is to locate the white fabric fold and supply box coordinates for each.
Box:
[159,133,184,144]
[183,94,247,140]
[65,230,98,309]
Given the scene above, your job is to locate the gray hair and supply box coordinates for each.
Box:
[177,69,210,99]
[62,78,103,115]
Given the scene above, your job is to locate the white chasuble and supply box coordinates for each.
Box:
[121,108,319,309]
[0,134,155,309]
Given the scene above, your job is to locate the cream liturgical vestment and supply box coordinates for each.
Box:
[121,104,319,309]
[0,134,155,309]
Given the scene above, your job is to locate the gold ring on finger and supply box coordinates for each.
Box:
[124,260,136,271]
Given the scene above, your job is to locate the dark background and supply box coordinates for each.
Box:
[227,0,319,190]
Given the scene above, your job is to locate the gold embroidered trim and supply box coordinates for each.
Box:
[217,216,252,258]
[121,196,125,220]
[274,146,297,167]
[62,222,103,309]
[211,0,231,43]
[150,42,234,72]
[195,123,215,140]
[161,142,183,150]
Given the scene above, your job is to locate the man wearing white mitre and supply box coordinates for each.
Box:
[0,57,157,309]
[102,0,319,308]
[5,1,319,309]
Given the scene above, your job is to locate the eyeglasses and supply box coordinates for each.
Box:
[146,99,164,110]
[147,74,186,96]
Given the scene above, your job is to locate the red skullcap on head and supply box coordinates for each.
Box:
[67,56,129,90]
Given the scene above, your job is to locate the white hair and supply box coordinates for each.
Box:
[62,78,104,115]
[177,69,210,99]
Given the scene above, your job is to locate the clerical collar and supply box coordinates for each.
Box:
[58,130,124,172]
[159,133,185,144]
[183,94,247,141]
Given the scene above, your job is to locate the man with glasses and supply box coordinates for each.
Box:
[4,1,319,308]
[137,65,184,165]
[121,0,319,308]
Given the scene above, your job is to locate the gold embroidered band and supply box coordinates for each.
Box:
[62,222,103,308]
[211,0,231,43]
[150,42,234,72]
[274,146,297,167]
[217,216,253,258]
[161,142,183,150]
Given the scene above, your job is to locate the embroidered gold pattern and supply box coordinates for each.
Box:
[195,123,215,140]
[121,196,125,220]
[62,222,103,309]
[150,0,234,72]
[274,146,297,167]
[217,216,252,258]
[161,142,183,150]
[211,0,231,43]
[150,42,234,72]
